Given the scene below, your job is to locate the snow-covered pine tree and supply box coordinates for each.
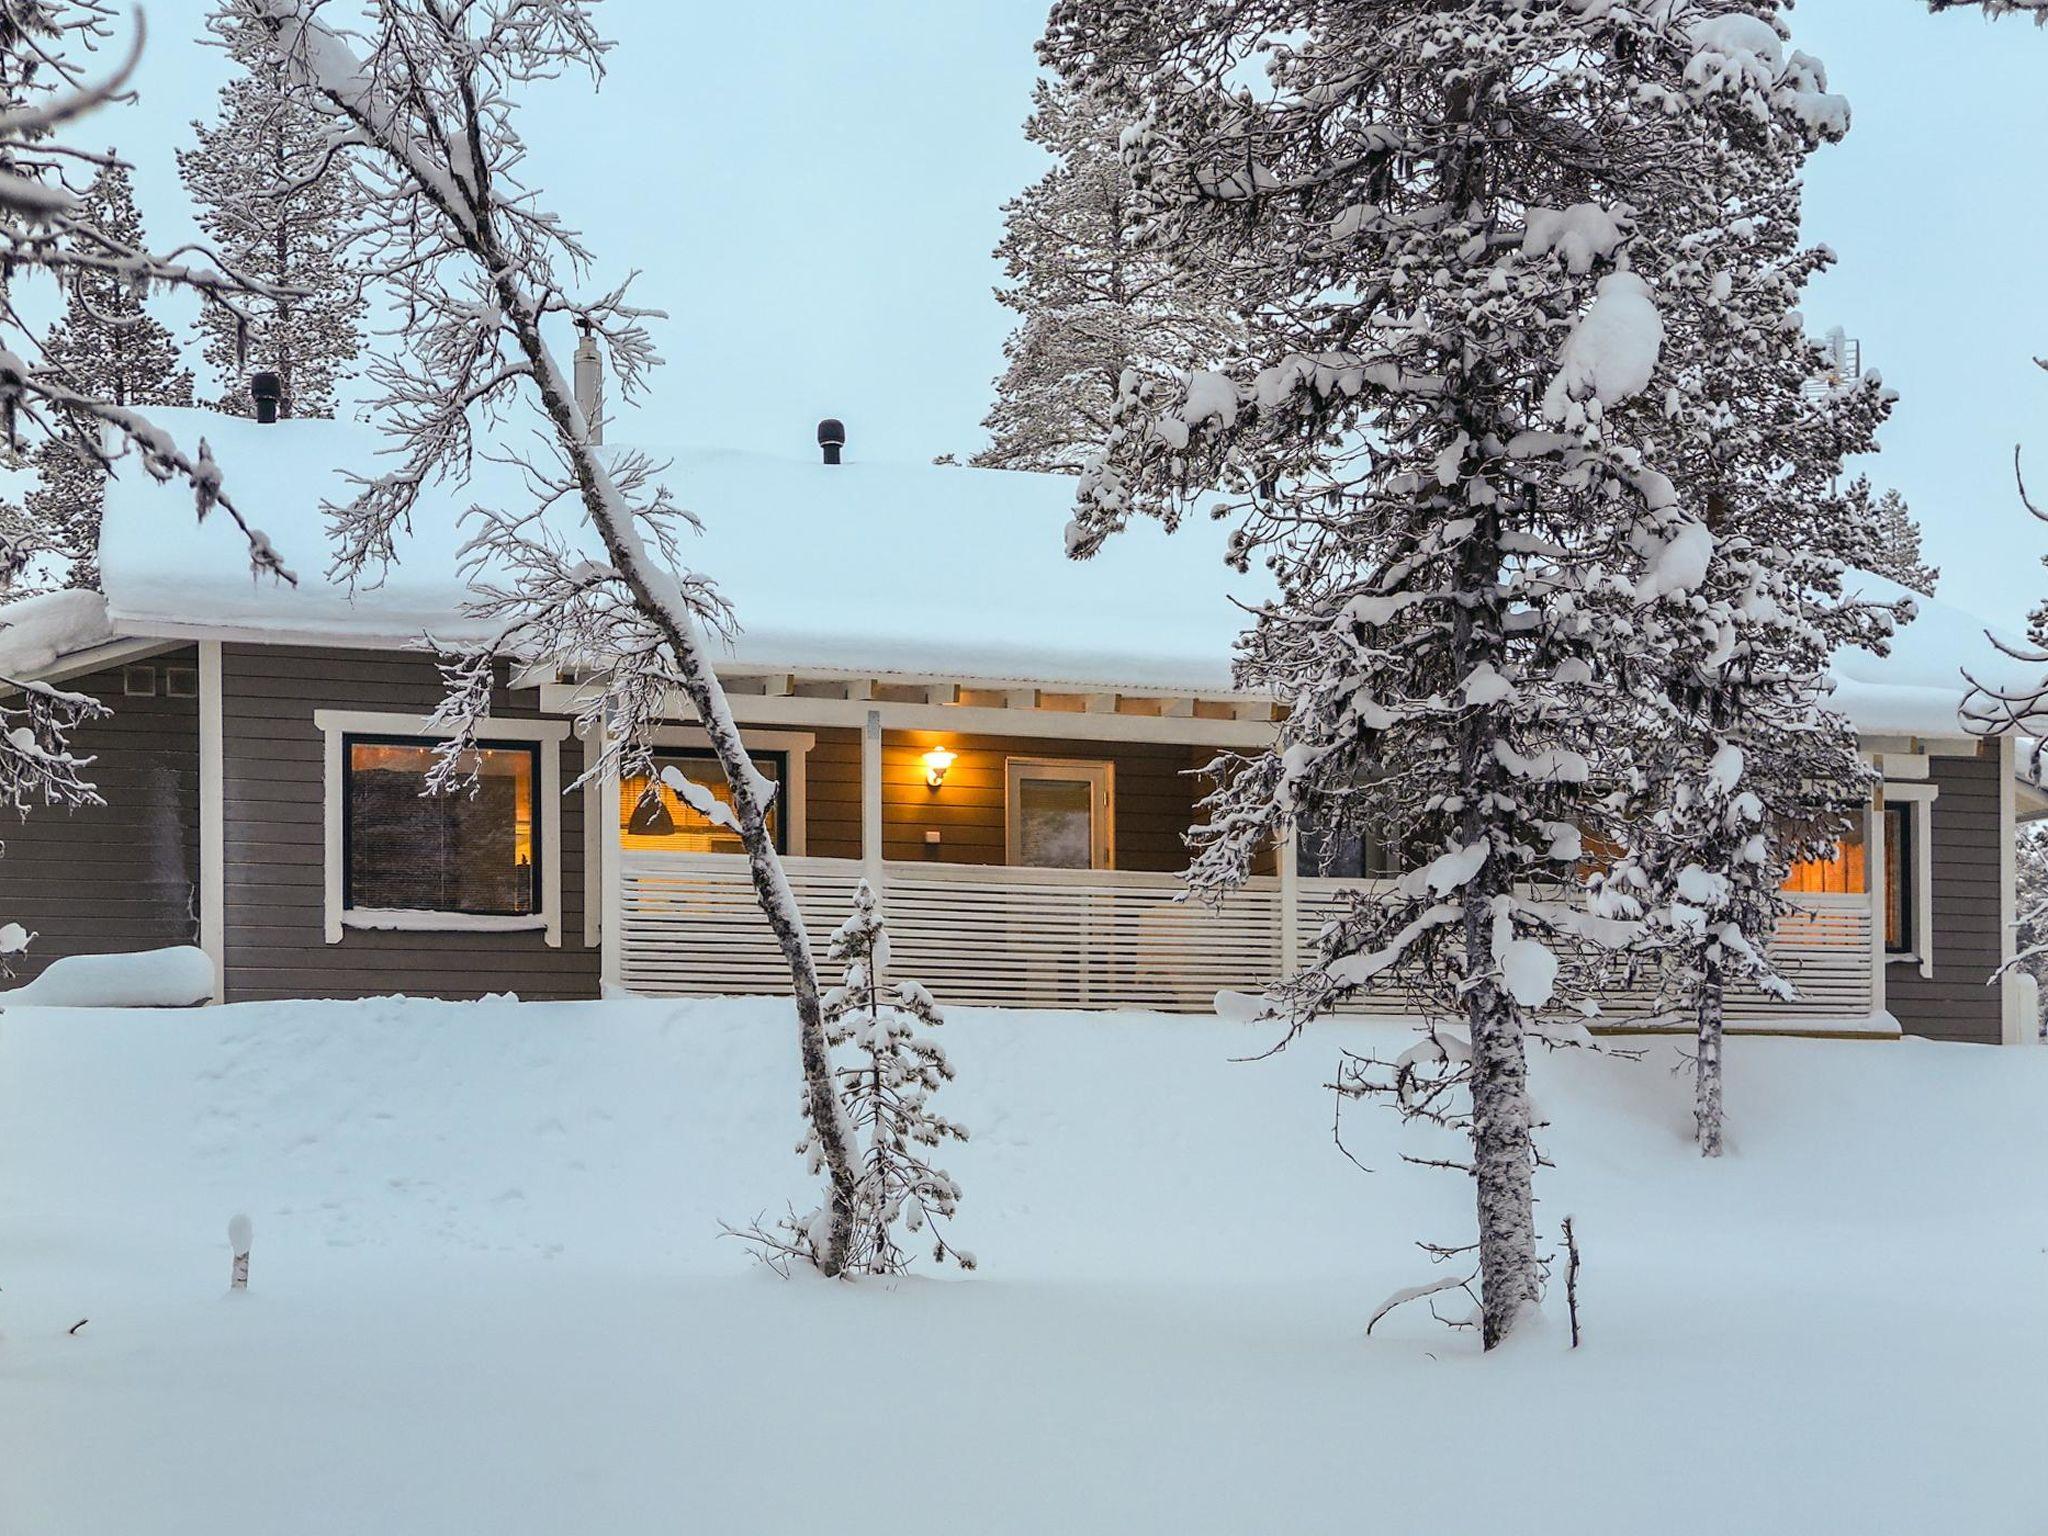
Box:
[974,77,1241,473]
[741,881,972,1275]
[1839,477,1937,596]
[231,0,867,1276]
[1042,1,1855,1348]
[1591,37,1902,1157]
[0,3,289,966]
[28,159,195,588]
[177,5,363,419]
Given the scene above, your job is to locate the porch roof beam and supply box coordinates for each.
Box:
[538,682,1281,747]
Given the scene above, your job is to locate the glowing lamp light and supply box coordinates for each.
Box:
[922,745,957,790]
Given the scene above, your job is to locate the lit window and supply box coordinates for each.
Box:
[344,736,538,916]
[1785,818,1868,896]
[620,751,784,855]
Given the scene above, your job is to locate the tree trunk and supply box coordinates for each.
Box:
[1695,955,1726,1158]
[1453,512,1541,1351]
[504,292,862,1277]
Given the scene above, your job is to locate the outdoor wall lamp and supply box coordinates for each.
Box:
[922,745,957,790]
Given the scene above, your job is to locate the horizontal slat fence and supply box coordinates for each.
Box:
[618,854,1873,1022]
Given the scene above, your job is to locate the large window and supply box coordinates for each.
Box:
[343,736,540,916]
[314,709,566,946]
[619,750,786,855]
[1005,758,1112,869]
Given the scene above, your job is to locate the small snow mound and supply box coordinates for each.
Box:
[2,946,214,1008]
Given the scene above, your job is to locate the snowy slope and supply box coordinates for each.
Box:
[1,997,2043,1535]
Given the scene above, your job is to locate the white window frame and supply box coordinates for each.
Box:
[1882,780,1939,979]
[313,708,569,946]
[1004,756,1115,870]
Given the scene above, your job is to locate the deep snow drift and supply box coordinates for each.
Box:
[1,996,2042,1535]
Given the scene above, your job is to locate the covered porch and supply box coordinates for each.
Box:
[556,678,1883,1031]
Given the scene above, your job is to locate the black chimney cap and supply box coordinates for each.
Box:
[250,371,282,424]
[817,417,845,465]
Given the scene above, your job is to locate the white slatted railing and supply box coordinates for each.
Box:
[617,853,1873,1022]
[884,863,1282,1011]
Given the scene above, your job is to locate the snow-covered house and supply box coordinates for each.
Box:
[0,407,2038,1044]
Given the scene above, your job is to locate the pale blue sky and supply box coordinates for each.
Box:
[86,0,2048,634]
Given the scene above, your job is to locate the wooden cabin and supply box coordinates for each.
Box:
[1,407,2038,1044]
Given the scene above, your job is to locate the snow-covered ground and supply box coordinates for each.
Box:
[2,996,2041,1535]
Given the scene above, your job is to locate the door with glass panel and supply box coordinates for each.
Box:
[1004,758,1113,869]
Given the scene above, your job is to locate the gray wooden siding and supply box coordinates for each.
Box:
[0,650,200,982]
[1886,750,2004,1045]
[221,644,600,1003]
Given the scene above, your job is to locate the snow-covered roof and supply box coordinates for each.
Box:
[1829,570,2031,739]
[0,589,115,681]
[94,409,1253,695]
[7,404,2020,738]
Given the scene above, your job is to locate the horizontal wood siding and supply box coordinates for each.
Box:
[1887,751,2003,1044]
[0,651,200,983]
[221,644,599,1003]
[867,729,1207,872]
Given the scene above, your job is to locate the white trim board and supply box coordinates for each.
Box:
[310,708,568,947]
[1882,780,1939,980]
[197,640,225,1003]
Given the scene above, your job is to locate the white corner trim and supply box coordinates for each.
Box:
[197,640,225,1003]
[599,721,623,989]
[312,708,566,947]
[582,730,602,949]
[1867,792,1886,1018]
[1884,780,1938,980]
[2000,736,2024,1044]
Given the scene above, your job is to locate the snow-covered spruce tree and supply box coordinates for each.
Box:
[0,4,294,964]
[233,0,866,1276]
[1043,2,1856,1348]
[1589,41,1902,1158]
[28,158,196,588]
[1840,478,1937,597]
[176,4,363,418]
[736,881,971,1275]
[974,77,1241,473]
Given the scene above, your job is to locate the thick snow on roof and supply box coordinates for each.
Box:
[1830,570,2031,738]
[99,409,1256,694]
[89,408,2034,733]
[0,589,114,680]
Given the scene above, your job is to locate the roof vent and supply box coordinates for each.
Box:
[249,371,282,424]
[817,417,845,466]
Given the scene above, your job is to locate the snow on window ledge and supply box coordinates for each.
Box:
[340,909,552,935]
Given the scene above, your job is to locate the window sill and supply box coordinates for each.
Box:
[340,910,550,935]
[1885,952,1922,966]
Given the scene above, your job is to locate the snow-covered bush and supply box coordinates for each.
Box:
[735,883,972,1277]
